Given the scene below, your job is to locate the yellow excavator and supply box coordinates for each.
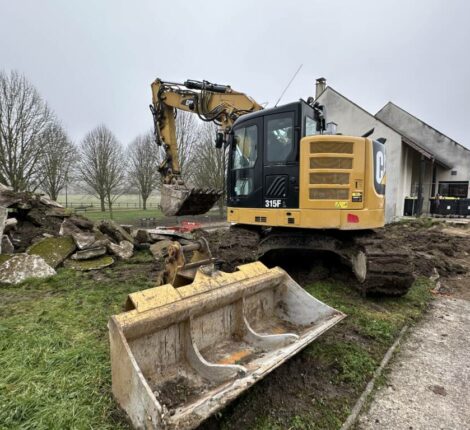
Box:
[108,78,413,430]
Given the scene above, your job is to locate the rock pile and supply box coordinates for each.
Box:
[0,185,136,284]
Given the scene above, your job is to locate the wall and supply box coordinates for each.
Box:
[317,88,405,222]
[376,103,470,197]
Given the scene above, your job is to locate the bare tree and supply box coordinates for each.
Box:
[78,125,127,214]
[0,70,53,191]
[175,111,200,182]
[37,122,77,201]
[191,122,226,215]
[127,131,161,210]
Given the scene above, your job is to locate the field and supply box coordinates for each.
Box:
[0,250,433,430]
[56,193,161,209]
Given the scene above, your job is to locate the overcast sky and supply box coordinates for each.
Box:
[1,0,469,147]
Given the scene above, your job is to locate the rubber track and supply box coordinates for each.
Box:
[354,234,415,296]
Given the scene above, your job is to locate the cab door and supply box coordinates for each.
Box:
[263,110,299,209]
[227,116,263,208]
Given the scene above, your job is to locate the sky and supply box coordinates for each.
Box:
[1,0,469,147]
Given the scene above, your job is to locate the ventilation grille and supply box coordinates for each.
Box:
[265,175,287,197]
[310,141,353,154]
[310,172,350,185]
[309,189,349,200]
[255,216,267,223]
[310,157,353,169]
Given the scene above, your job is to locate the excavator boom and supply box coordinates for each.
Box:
[150,79,263,216]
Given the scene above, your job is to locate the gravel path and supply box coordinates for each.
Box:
[357,296,470,430]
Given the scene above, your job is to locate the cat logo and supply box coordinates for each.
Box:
[373,140,386,195]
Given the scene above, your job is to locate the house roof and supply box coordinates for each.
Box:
[317,87,453,168]
[377,101,470,154]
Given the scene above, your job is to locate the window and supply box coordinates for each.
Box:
[438,181,469,198]
[233,175,253,196]
[266,115,294,163]
[232,125,258,169]
[305,116,317,136]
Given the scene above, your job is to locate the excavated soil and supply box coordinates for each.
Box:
[197,221,470,292]
[195,226,260,272]
[156,377,208,411]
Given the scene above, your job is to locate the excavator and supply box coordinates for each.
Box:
[108,78,414,430]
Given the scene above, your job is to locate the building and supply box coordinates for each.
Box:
[315,79,470,222]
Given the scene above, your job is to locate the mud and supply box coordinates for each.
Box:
[383,221,470,279]
[196,226,260,272]
[156,376,207,410]
[197,221,470,294]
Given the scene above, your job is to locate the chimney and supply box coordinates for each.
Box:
[315,77,327,99]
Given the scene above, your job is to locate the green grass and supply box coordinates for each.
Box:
[82,208,164,225]
[0,257,433,430]
[56,193,160,207]
[0,253,156,430]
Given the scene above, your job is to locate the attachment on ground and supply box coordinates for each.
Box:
[109,261,345,430]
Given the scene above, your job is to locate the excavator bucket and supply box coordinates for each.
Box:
[160,184,222,216]
[109,262,345,430]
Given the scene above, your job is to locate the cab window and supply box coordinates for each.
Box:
[232,125,258,169]
[266,115,294,163]
[305,116,317,136]
[232,124,258,196]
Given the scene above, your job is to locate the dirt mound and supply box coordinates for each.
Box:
[196,226,260,272]
[383,222,470,278]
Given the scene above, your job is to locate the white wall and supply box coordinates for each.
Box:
[377,103,470,193]
[317,88,405,222]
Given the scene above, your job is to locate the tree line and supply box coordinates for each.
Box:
[0,70,226,215]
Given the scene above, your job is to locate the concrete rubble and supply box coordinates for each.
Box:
[0,186,193,284]
[0,253,56,284]
[0,188,128,281]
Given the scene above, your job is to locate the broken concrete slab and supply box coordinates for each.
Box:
[2,235,14,254]
[27,236,77,268]
[4,217,18,233]
[107,240,133,260]
[0,253,56,284]
[150,240,173,259]
[39,195,64,208]
[45,207,68,218]
[72,230,97,250]
[59,218,81,236]
[64,255,114,271]
[95,219,134,244]
[133,229,152,244]
[71,246,107,260]
[68,215,94,231]
[0,188,22,207]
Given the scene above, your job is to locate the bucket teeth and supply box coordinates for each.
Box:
[160,184,222,216]
[109,262,345,430]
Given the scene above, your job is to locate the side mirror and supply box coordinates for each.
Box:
[215,132,224,149]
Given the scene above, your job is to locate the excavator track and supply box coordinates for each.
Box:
[199,226,415,297]
[352,232,415,296]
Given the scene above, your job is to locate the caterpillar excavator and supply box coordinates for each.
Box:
[108,78,414,430]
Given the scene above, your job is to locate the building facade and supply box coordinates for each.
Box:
[316,84,470,222]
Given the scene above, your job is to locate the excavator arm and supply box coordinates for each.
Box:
[150,78,263,216]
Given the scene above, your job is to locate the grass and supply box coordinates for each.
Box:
[0,253,155,430]
[82,208,164,225]
[0,256,434,430]
[56,193,160,207]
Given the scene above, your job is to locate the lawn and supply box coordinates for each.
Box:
[0,252,433,430]
[82,208,164,225]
